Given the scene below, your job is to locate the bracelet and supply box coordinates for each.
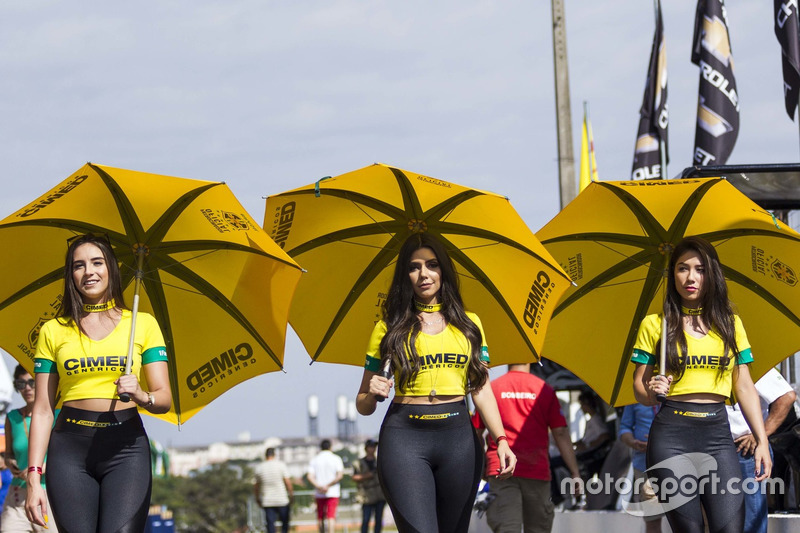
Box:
[496,435,508,444]
[27,466,43,475]
[146,393,155,407]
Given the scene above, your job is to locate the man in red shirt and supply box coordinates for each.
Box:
[473,363,581,533]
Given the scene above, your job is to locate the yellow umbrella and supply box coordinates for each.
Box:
[264,163,572,367]
[0,163,303,425]
[537,177,800,406]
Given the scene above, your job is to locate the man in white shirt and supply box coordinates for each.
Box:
[727,369,797,533]
[308,439,345,533]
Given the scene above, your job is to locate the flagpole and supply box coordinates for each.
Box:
[656,0,668,179]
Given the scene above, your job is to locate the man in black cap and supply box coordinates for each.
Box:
[351,439,386,533]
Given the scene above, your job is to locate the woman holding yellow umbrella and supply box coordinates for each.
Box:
[25,234,171,532]
[356,233,515,533]
[632,236,770,532]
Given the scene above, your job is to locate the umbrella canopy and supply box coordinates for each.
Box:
[537,177,800,406]
[0,163,303,424]
[264,163,572,367]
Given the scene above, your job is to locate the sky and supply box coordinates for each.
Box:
[1,1,799,448]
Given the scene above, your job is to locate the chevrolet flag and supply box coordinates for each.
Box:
[775,0,800,119]
[632,0,669,180]
[692,0,739,166]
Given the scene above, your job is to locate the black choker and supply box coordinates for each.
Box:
[83,299,116,313]
[415,301,442,313]
[681,305,703,316]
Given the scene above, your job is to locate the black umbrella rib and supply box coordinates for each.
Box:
[609,265,665,406]
[597,182,669,242]
[149,240,302,271]
[540,232,653,249]
[311,244,400,362]
[699,228,800,245]
[145,183,223,245]
[146,254,284,369]
[0,268,63,312]
[423,190,484,223]
[276,188,407,221]
[286,222,408,258]
[552,250,659,317]
[441,238,541,360]
[722,266,800,328]
[664,179,720,239]
[90,165,148,242]
[389,167,424,219]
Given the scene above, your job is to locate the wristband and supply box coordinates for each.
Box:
[27,466,43,475]
[496,435,508,444]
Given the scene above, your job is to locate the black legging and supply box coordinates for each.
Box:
[647,400,744,533]
[377,401,482,533]
[46,406,152,533]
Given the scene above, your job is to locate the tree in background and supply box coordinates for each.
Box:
[152,463,253,533]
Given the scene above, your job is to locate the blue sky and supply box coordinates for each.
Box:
[2,1,799,447]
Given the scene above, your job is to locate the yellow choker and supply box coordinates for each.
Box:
[681,305,703,316]
[415,301,442,313]
[83,299,116,313]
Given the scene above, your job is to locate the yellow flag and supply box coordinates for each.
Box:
[579,105,599,192]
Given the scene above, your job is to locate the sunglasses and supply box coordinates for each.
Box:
[13,379,35,391]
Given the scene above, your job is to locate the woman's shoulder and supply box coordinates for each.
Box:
[465,311,482,325]
[639,313,662,328]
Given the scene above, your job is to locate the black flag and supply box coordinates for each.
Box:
[632,0,669,180]
[692,0,739,166]
[775,0,800,119]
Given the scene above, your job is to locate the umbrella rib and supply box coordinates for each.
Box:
[90,165,148,242]
[609,266,666,405]
[722,266,800,328]
[664,178,721,239]
[553,251,662,317]
[310,245,400,362]
[388,167,424,219]
[0,268,63,312]
[597,182,670,242]
[286,222,408,257]
[147,256,285,368]
[441,238,541,360]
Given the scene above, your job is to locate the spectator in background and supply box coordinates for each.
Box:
[2,365,57,532]
[619,403,662,533]
[727,368,796,533]
[307,439,344,533]
[253,447,292,533]
[574,390,610,452]
[352,439,385,533]
[473,363,582,533]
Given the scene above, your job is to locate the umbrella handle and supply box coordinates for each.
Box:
[375,359,392,403]
[656,314,667,403]
[120,247,146,403]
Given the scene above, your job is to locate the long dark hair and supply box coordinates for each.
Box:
[662,236,738,382]
[58,234,127,334]
[379,233,488,393]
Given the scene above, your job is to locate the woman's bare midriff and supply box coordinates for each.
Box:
[393,394,464,405]
[65,398,139,412]
[667,392,727,403]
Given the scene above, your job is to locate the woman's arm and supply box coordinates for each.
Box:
[472,381,516,479]
[356,369,392,416]
[732,364,772,482]
[633,363,670,406]
[25,372,59,527]
[115,361,171,414]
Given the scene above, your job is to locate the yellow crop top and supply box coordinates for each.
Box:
[631,313,753,398]
[364,311,489,396]
[34,310,168,403]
